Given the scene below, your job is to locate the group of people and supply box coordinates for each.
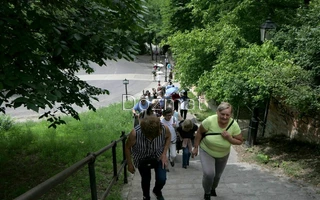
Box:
[152,61,174,82]
[126,99,244,200]
[132,81,190,126]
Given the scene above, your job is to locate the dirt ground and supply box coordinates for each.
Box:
[233,135,320,189]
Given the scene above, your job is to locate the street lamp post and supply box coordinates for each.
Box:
[260,16,277,42]
[155,38,158,64]
[165,56,168,82]
[246,107,259,147]
[246,16,276,147]
[123,79,129,101]
[155,45,158,63]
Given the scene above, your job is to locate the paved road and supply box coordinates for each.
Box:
[5,55,159,121]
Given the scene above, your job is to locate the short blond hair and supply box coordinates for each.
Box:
[181,119,193,132]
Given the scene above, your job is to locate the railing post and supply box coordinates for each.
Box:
[246,107,259,147]
[87,152,98,200]
[13,133,130,200]
[112,141,118,181]
[262,95,271,137]
[121,131,128,184]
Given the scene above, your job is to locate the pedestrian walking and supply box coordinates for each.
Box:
[179,90,189,120]
[125,115,171,200]
[161,108,177,169]
[152,88,157,99]
[168,70,173,80]
[176,119,198,169]
[192,102,243,200]
[132,95,150,127]
[171,91,180,112]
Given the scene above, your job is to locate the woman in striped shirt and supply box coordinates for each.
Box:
[125,115,171,200]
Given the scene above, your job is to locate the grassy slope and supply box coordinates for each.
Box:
[0,103,133,200]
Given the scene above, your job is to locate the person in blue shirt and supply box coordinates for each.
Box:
[167,63,171,70]
[132,96,150,127]
[157,90,165,110]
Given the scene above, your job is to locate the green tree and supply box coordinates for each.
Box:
[167,16,249,88]
[273,1,320,85]
[140,0,163,59]
[197,42,315,111]
[0,0,145,127]
[167,0,320,114]
[169,0,194,32]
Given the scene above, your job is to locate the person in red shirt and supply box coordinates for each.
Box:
[171,92,180,112]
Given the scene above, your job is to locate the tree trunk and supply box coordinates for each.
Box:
[149,43,154,60]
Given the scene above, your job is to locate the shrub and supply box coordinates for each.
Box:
[0,115,13,131]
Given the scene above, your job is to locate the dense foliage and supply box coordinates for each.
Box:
[149,0,320,115]
[1,0,319,126]
[0,0,145,127]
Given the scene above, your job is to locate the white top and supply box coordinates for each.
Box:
[180,99,189,110]
[161,117,176,142]
[173,111,181,125]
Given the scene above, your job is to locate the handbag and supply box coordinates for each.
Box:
[176,135,183,150]
[201,119,234,140]
[139,157,158,168]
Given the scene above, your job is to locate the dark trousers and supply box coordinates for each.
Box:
[180,109,188,120]
[182,147,191,167]
[174,100,179,112]
[138,160,167,198]
[133,115,139,127]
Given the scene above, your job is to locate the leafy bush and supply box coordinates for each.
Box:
[255,153,269,164]
[0,115,13,131]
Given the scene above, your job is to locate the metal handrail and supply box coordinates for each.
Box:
[14,131,129,200]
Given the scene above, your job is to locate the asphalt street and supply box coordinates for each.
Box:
[5,55,158,121]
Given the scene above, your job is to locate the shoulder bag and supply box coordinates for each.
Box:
[201,119,234,140]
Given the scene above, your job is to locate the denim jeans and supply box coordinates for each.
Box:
[182,147,191,167]
[138,160,167,198]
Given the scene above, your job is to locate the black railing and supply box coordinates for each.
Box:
[14,131,129,200]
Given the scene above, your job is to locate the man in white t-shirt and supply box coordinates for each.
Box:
[160,108,177,168]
